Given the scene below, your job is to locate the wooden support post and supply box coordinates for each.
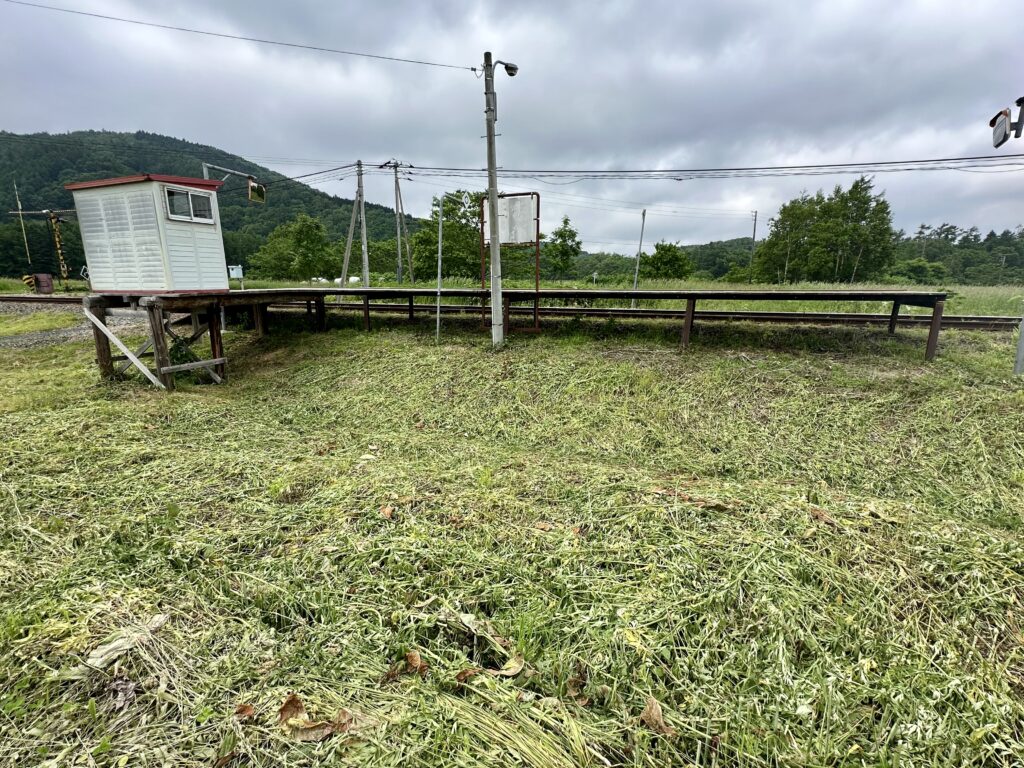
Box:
[314,298,326,332]
[84,297,115,379]
[208,302,226,379]
[408,296,415,321]
[680,298,697,349]
[191,311,201,335]
[146,303,175,390]
[925,299,944,362]
[305,300,313,328]
[888,301,901,335]
[362,295,371,331]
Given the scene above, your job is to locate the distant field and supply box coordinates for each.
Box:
[1,309,1022,766]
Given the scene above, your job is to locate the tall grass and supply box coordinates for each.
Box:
[1,313,1022,766]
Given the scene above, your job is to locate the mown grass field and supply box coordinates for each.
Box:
[1,305,1024,767]
[0,311,81,338]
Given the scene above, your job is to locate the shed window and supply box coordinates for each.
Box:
[165,187,214,223]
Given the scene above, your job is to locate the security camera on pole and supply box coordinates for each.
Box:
[988,97,1024,374]
[482,51,518,347]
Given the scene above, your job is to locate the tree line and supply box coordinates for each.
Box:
[4,154,1023,286]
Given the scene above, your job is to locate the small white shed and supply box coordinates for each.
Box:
[66,174,229,293]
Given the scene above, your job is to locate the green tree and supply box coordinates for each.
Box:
[754,177,895,283]
[250,213,336,280]
[0,130,415,276]
[409,190,484,279]
[640,240,693,280]
[222,230,264,272]
[546,215,581,279]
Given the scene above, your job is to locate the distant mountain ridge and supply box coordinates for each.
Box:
[0,130,404,241]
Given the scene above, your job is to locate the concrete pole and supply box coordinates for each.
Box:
[340,194,358,284]
[483,51,504,346]
[630,209,646,309]
[357,161,370,288]
[13,180,31,266]
[393,163,403,283]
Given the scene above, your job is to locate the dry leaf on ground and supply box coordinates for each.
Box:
[278,693,306,725]
[455,667,482,684]
[488,655,525,677]
[641,696,677,736]
[405,650,429,678]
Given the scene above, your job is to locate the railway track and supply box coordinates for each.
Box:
[2,293,1019,330]
[293,300,1023,331]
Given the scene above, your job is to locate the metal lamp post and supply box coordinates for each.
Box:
[988,97,1024,374]
[482,51,518,347]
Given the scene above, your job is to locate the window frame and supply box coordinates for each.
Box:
[164,186,215,224]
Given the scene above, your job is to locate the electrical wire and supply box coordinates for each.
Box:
[1,0,477,71]
[398,153,1024,181]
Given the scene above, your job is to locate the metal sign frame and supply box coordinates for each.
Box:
[479,192,541,331]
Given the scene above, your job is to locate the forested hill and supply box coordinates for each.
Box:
[0,130,403,241]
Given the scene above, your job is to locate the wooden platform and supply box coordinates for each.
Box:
[79,287,949,389]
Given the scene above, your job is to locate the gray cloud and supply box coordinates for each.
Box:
[1,0,1021,252]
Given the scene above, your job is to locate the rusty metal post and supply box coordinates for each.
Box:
[925,299,944,361]
[362,295,371,331]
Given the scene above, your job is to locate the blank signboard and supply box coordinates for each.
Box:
[484,195,538,245]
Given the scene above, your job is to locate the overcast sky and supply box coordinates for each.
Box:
[1,0,1022,253]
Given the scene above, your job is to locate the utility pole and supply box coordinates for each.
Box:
[483,51,505,346]
[397,179,414,282]
[13,180,31,266]
[357,160,370,287]
[340,193,358,284]
[748,210,758,282]
[630,208,646,309]
[392,162,403,283]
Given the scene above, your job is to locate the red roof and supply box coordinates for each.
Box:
[64,174,224,192]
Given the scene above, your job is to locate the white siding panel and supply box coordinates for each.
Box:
[165,219,227,291]
[75,194,116,290]
[73,181,227,293]
[74,186,165,291]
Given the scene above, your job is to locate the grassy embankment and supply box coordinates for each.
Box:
[0,293,1023,766]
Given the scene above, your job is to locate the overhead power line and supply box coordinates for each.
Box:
[397,153,1024,182]
[1,0,476,71]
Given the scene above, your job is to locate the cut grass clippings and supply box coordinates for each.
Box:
[0,310,1023,766]
[0,311,81,337]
